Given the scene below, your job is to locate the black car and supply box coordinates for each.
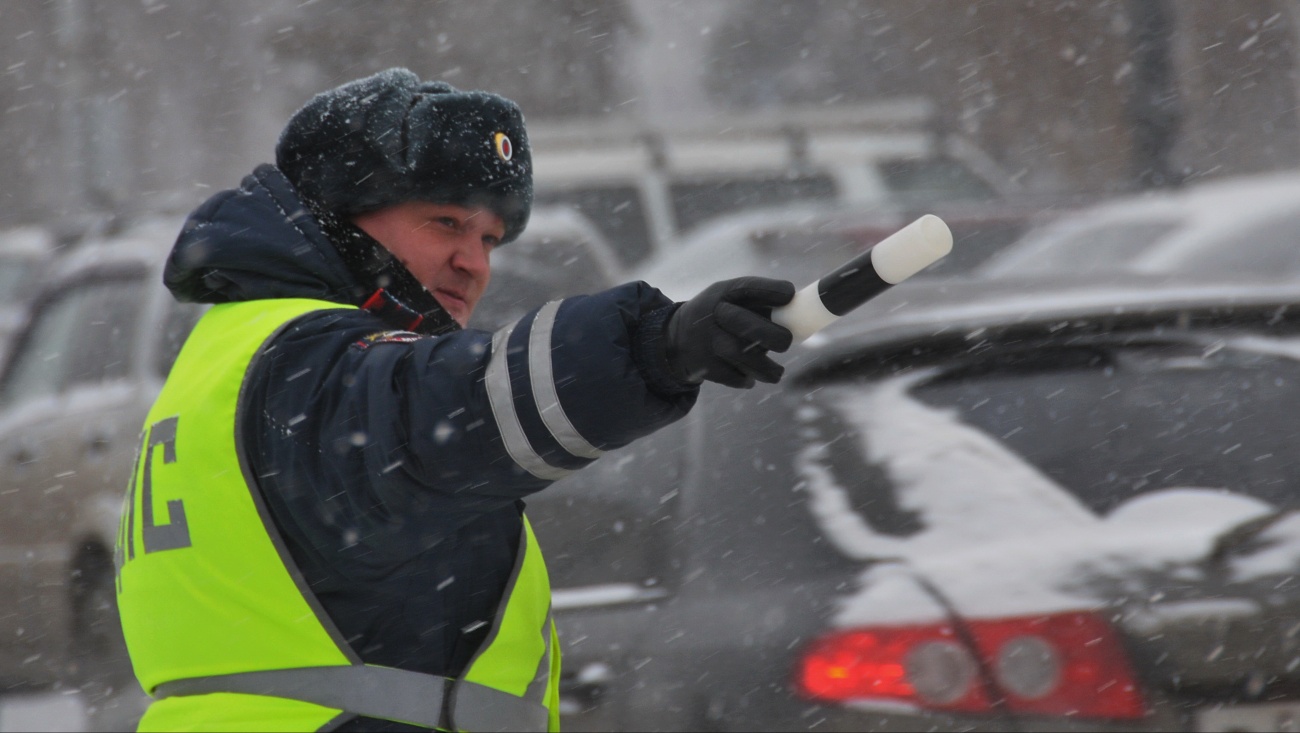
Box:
[527,266,1300,732]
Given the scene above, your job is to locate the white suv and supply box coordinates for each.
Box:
[530,99,1013,267]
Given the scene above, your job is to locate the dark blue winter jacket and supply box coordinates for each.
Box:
[162,165,697,731]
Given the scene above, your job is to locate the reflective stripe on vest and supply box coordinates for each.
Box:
[115,299,560,731]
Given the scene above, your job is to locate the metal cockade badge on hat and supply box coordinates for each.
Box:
[493,132,513,162]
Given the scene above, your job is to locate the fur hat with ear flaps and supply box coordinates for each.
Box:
[276,67,532,243]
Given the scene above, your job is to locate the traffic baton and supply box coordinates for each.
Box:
[770,214,953,345]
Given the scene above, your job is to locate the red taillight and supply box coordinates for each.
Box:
[796,612,1146,720]
[972,613,1146,719]
[798,624,992,712]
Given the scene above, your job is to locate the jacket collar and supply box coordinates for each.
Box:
[164,164,459,337]
[310,201,459,336]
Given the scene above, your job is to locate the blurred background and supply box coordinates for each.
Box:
[2,0,1297,229]
[6,2,1300,732]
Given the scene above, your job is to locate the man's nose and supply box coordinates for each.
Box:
[452,236,491,277]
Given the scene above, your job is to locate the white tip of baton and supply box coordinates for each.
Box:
[871,214,953,285]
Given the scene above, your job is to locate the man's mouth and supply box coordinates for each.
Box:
[435,289,468,313]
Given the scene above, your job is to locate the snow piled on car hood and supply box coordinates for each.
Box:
[796,371,1280,626]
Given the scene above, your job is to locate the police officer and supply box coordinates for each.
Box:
[115,68,794,732]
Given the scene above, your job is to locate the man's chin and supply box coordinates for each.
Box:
[434,296,470,327]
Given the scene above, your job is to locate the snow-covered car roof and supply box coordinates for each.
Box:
[796,271,1300,377]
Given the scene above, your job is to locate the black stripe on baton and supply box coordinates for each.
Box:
[817,249,892,317]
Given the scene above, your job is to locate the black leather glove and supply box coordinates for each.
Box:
[664,276,795,389]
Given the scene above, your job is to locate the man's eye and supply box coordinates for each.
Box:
[436,217,458,229]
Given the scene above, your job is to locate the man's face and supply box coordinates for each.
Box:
[352,201,504,326]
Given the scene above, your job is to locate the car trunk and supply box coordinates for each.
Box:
[791,324,1300,721]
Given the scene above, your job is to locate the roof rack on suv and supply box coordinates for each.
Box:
[528,97,938,146]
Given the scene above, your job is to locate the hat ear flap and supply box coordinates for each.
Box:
[360,81,421,173]
[404,95,452,174]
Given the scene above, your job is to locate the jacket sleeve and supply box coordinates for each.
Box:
[248,281,697,518]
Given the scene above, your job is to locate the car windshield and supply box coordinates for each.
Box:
[636,224,866,300]
[0,278,144,410]
[912,340,1300,514]
[800,336,1300,547]
[534,185,653,266]
[877,157,1000,204]
[668,174,838,234]
[471,234,620,331]
[0,258,43,301]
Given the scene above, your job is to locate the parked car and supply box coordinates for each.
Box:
[531,100,1017,268]
[978,171,1300,281]
[0,217,192,726]
[0,226,59,364]
[528,266,1300,732]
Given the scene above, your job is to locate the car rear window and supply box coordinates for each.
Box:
[927,341,1300,513]
[801,338,1300,539]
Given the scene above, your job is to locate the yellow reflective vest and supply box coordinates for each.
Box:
[115,298,561,732]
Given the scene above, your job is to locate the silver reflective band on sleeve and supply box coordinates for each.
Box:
[154,665,447,728]
[486,323,573,481]
[528,301,603,460]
